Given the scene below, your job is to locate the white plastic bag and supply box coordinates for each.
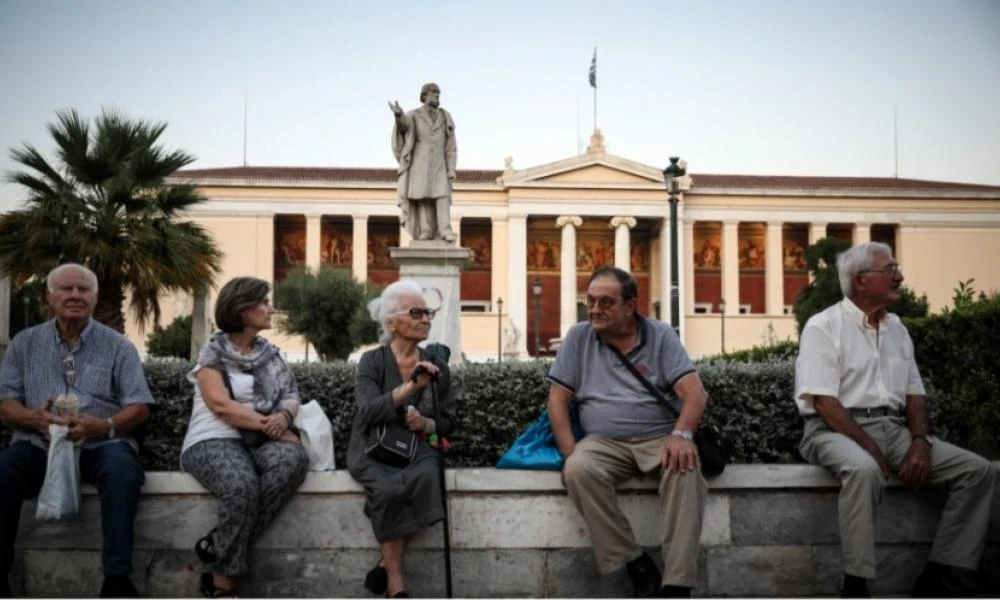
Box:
[294,400,335,471]
[35,424,81,521]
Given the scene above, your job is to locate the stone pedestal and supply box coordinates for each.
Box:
[390,242,472,365]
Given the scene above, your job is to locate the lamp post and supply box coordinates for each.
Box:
[532,277,543,358]
[662,156,687,336]
[719,297,727,354]
[22,295,30,329]
[496,297,504,365]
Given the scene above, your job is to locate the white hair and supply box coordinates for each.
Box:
[47,263,99,293]
[836,242,893,297]
[368,279,426,344]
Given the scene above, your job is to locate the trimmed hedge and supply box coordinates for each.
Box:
[2,298,997,468]
[1,357,804,470]
[904,298,1000,459]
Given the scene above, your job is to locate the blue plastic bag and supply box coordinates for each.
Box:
[497,404,584,470]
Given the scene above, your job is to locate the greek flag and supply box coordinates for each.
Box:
[589,48,597,88]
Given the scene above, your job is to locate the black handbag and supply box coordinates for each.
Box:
[364,422,418,467]
[606,344,729,477]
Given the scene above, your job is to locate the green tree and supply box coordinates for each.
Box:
[0,108,222,332]
[793,237,928,332]
[276,266,377,361]
[146,315,192,359]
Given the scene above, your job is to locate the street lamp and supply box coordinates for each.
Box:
[719,298,727,354]
[22,295,30,329]
[662,156,687,336]
[532,277,543,358]
[496,297,504,365]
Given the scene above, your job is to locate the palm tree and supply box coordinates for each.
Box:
[0,108,222,332]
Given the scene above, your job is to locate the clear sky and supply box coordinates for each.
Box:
[1,0,998,212]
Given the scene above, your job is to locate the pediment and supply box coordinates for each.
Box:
[501,153,664,187]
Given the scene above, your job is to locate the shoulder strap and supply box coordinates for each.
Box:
[219,368,236,400]
[605,343,681,419]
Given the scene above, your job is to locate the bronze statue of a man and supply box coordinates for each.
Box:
[389,83,457,243]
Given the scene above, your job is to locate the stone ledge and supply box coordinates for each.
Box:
[17,462,1000,597]
[80,462,1000,495]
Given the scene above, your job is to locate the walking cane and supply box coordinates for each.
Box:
[425,343,453,597]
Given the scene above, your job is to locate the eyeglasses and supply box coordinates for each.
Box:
[403,307,437,320]
[585,295,622,309]
[859,263,901,276]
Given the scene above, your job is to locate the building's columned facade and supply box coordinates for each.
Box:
[140,150,1000,361]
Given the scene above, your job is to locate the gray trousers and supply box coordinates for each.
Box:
[800,416,996,579]
[181,439,309,577]
[563,434,707,587]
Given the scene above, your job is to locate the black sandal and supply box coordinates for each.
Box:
[364,558,388,595]
[195,528,219,564]
[200,572,236,598]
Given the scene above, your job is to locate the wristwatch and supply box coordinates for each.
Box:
[106,418,116,439]
[911,433,932,446]
[671,429,694,442]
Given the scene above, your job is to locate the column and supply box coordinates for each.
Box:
[189,286,209,361]
[894,223,908,265]
[808,222,827,283]
[853,222,871,245]
[256,214,275,279]
[352,215,369,283]
[306,215,322,270]
[765,221,784,315]
[507,216,529,357]
[556,216,582,336]
[722,221,740,315]
[683,220,695,320]
[609,216,636,270]
[491,216,508,312]
[450,217,462,246]
[677,204,688,340]
[659,218,671,324]
[0,276,10,345]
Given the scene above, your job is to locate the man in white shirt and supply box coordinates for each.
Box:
[795,242,995,598]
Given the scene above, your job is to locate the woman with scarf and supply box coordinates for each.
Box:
[179,277,309,597]
[348,279,456,598]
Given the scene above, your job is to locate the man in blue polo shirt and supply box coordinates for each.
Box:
[0,263,155,598]
[548,267,710,598]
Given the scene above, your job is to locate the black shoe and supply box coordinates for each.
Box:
[841,574,870,598]
[912,567,971,598]
[100,575,140,598]
[364,560,388,596]
[626,552,661,598]
[0,575,11,598]
[199,573,236,598]
[659,584,691,598]
[385,592,408,598]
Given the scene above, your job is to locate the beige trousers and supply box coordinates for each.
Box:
[800,416,996,579]
[563,434,707,587]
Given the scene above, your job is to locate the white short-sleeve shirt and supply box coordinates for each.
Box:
[794,298,925,416]
[180,365,256,457]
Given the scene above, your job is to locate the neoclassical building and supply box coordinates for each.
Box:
[138,136,1000,361]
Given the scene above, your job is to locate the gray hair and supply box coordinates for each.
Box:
[368,279,426,344]
[47,263,99,293]
[836,242,894,297]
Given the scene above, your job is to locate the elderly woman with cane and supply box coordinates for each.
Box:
[347,279,456,598]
